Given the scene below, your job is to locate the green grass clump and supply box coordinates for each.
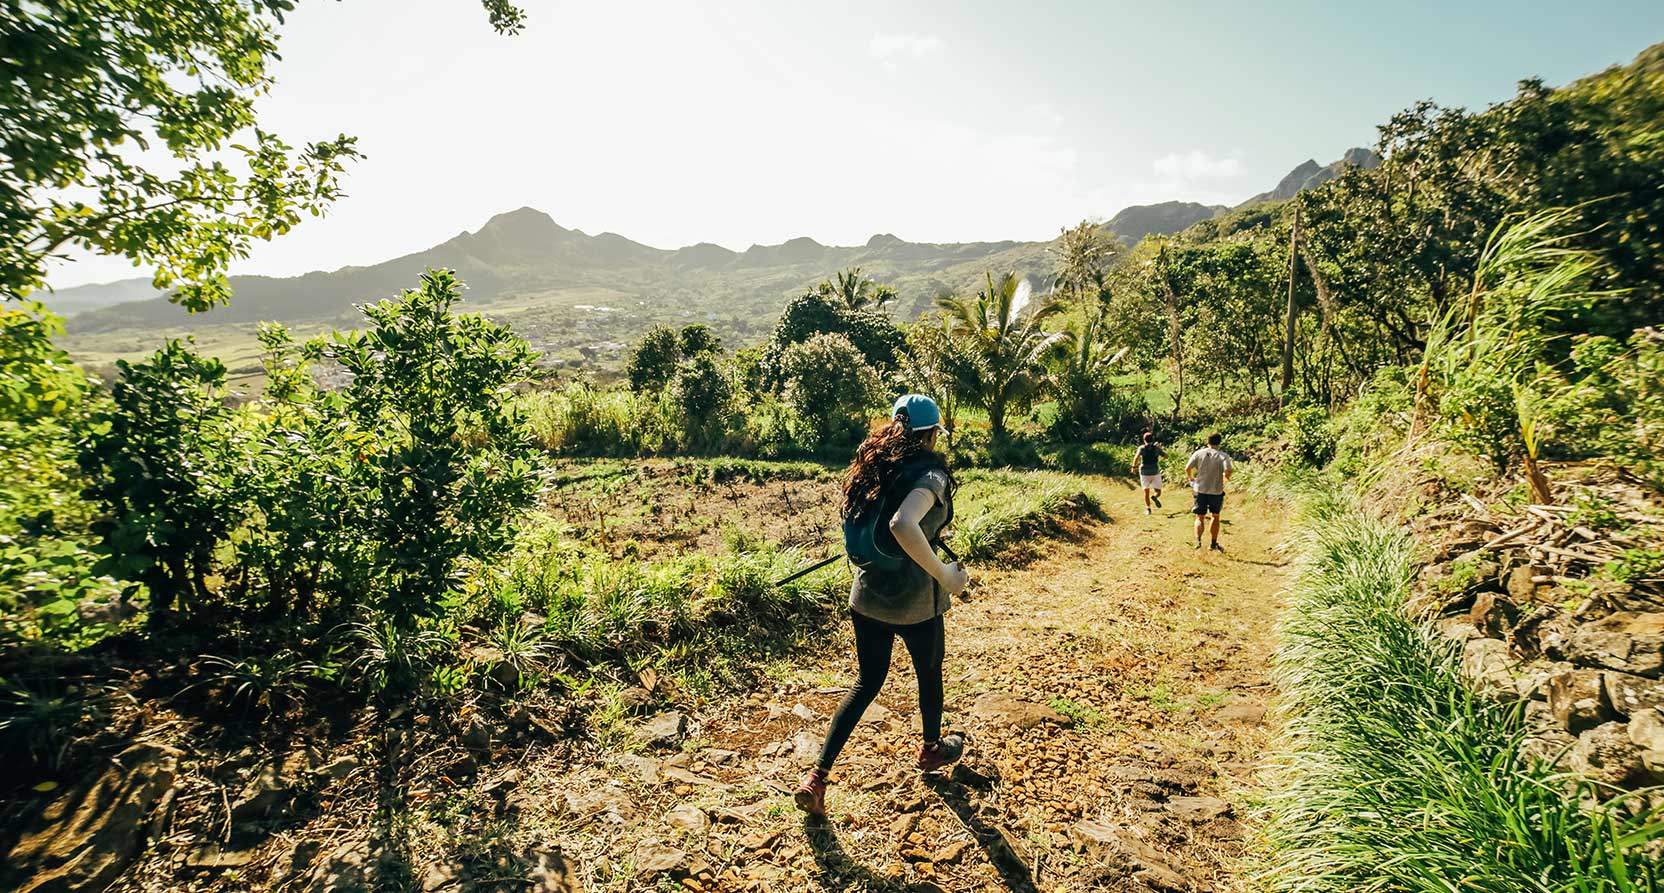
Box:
[1263,489,1662,892]
[949,471,1102,562]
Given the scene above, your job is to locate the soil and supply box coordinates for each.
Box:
[543,461,842,562]
[8,476,1291,893]
[492,480,1290,892]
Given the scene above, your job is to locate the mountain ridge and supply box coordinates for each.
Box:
[57,149,1379,341]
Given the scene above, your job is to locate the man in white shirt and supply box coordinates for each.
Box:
[1184,432,1234,551]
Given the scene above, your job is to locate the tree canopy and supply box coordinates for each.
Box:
[1,0,524,310]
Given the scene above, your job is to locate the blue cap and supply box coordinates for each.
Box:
[892,394,946,432]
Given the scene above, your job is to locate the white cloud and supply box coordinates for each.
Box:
[867,33,944,60]
[1151,149,1244,181]
[980,133,1077,188]
[1026,101,1065,127]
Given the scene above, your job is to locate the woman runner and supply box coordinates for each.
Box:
[795,394,971,817]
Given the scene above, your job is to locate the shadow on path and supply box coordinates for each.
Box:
[803,815,940,892]
[923,775,1040,893]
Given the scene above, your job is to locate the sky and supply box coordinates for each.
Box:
[50,0,1664,288]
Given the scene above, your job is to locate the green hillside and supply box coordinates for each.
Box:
[56,151,1376,378]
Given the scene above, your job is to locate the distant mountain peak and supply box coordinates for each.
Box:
[1237,148,1381,208]
[1104,201,1227,246]
[866,233,903,249]
[480,206,564,231]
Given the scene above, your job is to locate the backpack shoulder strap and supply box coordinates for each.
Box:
[892,455,952,531]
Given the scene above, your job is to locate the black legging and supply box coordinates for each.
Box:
[816,610,944,771]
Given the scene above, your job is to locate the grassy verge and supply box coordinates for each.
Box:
[485,467,1103,700]
[948,469,1103,562]
[1263,487,1662,891]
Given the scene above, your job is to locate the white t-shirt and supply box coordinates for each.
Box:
[1185,447,1233,496]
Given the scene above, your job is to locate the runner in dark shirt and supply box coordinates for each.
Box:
[1131,431,1166,515]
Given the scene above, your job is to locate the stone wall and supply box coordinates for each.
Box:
[1413,482,1664,800]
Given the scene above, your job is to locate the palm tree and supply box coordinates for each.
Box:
[817,267,895,311]
[1049,304,1131,439]
[937,272,1069,444]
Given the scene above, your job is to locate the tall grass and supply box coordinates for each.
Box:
[1263,489,1662,892]
[949,471,1102,561]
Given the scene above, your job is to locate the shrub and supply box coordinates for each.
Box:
[1,302,120,642]
[320,268,543,626]
[1281,404,1337,466]
[669,353,736,450]
[626,325,680,392]
[677,324,722,357]
[778,333,881,451]
[761,291,905,386]
[80,340,246,615]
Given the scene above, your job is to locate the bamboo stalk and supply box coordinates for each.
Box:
[1533,544,1608,564]
[1479,523,1535,551]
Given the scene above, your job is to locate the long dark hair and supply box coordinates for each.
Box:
[841,418,951,519]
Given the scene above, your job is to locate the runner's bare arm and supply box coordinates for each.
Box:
[890,488,968,594]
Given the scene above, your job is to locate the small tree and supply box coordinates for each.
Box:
[762,291,906,386]
[319,268,541,627]
[678,324,722,357]
[81,341,244,614]
[627,325,682,393]
[780,333,882,450]
[670,353,735,450]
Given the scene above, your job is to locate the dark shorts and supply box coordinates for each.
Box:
[1192,492,1225,516]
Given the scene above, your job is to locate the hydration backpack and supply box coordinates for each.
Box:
[842,456,952,574]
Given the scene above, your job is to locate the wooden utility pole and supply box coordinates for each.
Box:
[1279,204,1301,403]
[1157,245,1185,419]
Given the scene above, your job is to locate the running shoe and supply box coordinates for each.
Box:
[794,769,827,816]
[1192,539,1202,550]
[1151,493,1162,508]
[1210,541,1225,552]
[1145,507,1152,515]
[917,734,965,773]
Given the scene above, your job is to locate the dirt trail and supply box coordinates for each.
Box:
[527,480,1291,892]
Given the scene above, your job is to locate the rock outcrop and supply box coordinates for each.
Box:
[4,743,182,893]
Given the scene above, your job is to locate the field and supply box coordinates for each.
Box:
[28,464,1291,893]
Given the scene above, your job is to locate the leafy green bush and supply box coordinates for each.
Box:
[779,333,881,451]
[80,270,543,634]
[626,325,680,393]
[319,269,542,626]
[80,340,246,614]
[669,352,736,450]
[1436,367,1520,473]
[761,290,905,385]
[1330,367,1413,479]
[0,302,121,642]
[677,324,722,357]
[1280,404,1337,466]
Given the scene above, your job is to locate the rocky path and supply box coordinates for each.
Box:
[510,482,1291,892]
